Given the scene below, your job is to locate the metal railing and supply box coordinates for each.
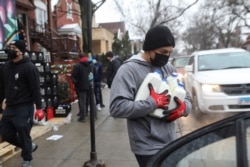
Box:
[28,19,80,57]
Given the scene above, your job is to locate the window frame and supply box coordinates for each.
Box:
[147,112,249,167]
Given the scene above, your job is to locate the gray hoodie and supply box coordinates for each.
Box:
[109,52,192,155]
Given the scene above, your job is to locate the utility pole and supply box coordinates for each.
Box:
[83,0,105,166]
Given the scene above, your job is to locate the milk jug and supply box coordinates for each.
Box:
[167,72,178,93]
[168,81,186,110]
[135,70,162,101]
[149,78,171,118]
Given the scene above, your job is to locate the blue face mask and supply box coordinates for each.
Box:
[150,53,170,67]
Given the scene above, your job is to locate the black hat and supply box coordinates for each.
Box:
[143,25,175,51]
[105,51,114,57]
[10,40,27,53]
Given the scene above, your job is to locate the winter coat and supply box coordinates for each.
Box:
[71,62,90,92]
[93,62,103,83]
[2,57,42,109]
[106,57,121,88]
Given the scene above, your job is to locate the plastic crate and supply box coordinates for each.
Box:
[54,104,71,117]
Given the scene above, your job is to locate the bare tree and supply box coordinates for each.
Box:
[78,0,105,53]
[182,0,247,53]
[225,0,250,27]
[204,0,245,48]
[113,0,199,37]
[78,1,88,53]
[183,18,218,54]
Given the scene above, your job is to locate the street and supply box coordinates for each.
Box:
[178,110,238,136]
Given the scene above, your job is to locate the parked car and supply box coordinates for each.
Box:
[171,56,190,83]
[146,112,249,167]
[184,48,250,115]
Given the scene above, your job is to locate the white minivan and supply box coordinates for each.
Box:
[184,48,250,115]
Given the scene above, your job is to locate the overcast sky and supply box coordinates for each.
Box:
[52,0,200,23]
[93,0,201,23]
[51,0,120,23]
[92,0,121,23]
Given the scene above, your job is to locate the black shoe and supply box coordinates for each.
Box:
[101,104,105,108]
[77,112,80,116]
[78,118,86,122]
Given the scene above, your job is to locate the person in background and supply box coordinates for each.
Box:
[105,51,121,88]
[109,25,192,167]
[93,58,105,111]
[0,40,41,167]
[71,54,90,122]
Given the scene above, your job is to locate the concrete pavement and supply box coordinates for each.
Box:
[3,88,183,167]
[3,88,138,167]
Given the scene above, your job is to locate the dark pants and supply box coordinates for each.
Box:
[78,90,88,119]
[76,90,80,112]
[1,103,34,161]
[135,154,154,167]
[94,82,103,105]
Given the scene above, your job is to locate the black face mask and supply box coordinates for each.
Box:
[150,53,169,67]
[7,49,18,60]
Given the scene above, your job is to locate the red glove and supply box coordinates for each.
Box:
[148,83,170,110]
[35,109,45,121]
[164,96,186,122]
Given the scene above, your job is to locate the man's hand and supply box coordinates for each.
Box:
[163,96,186,122]
[35,109,45,121]
[1,99,6,111]
[148,83,170,110]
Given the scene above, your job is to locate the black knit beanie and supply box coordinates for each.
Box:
[105,51,114,57]
[10,40,27,53]
[143,25,175,51]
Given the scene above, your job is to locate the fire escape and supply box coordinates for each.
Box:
[28,19,80,61]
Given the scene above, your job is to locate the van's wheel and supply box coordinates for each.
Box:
[192,94,202,119]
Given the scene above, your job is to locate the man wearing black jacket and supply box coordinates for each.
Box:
[0,40,42,167]
[71,55,90,122]
[105,51,121,88]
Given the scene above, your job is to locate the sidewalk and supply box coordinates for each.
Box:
[2,88,138,167]
[2,88,183,167]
